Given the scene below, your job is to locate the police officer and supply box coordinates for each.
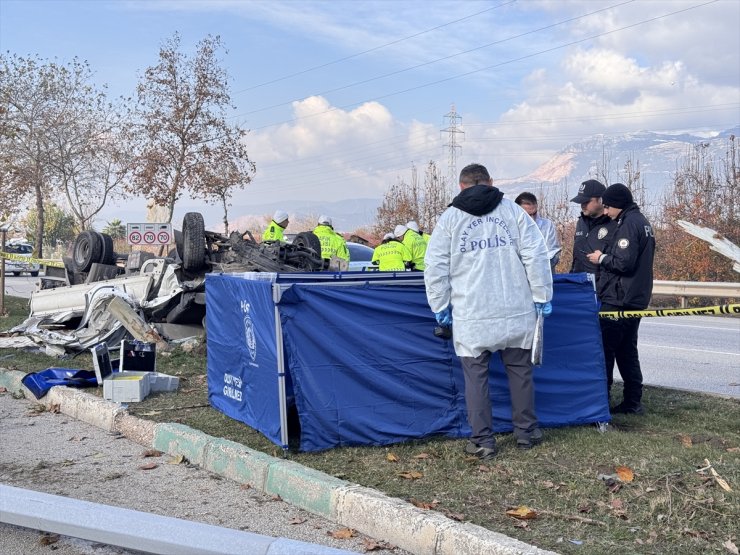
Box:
[406,220,431,244]
[570,180,616,278]
[587,183,655,415]
[371,233,413,271]
[395,224,427,271]
[313,215,349,270]
[262,210,289,242]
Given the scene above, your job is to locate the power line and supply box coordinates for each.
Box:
[242,0,718,132]
[235,0,636,118]
[232,0,516,95]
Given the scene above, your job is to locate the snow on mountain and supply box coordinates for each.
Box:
[497,126,738,200]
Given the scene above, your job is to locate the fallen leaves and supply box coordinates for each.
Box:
[38,533,60,546]
[289,516,307,525]
[409,498,438,510]
[167,454,186,465]
[616,466,634,483]
[138,462,158,470]
[386,452,399,463]
[696,459,733,492]
[0,386,7,393]
[328,527,356,540]
[723,539,739,554]
[397,471,423,480]
[506,505,538,520]
[141,449,163,458]
[362,538,395,551]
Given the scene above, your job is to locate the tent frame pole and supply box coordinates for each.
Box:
[272,284,289,453]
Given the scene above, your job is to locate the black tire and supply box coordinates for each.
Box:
[181,212,206,272]
[293,231,322,255]
[173,229,183,263]
[72,230,103,272]
[30,271,39,277]
[98,232,116,265]
[12,271,20,277]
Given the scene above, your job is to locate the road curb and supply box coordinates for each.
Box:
[0,370,557,555]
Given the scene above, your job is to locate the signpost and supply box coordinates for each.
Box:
[126,223,172,247]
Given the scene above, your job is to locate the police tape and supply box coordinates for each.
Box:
[0,251,65,268]
[600,304,740,319]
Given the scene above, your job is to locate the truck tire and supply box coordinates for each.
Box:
[293,231,322,255]
[181,212,206,272]
[72,230,103,273]
[98,232,116,265]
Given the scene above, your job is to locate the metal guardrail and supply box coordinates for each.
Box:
[652,280,740,298]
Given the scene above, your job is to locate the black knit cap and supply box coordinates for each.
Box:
[601,183,633,209]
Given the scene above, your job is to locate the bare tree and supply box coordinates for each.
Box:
[374,161,450,236]
[655,135,739,281]
[0,54,126,252]
[127,33,255,224]
[0,53,66,257]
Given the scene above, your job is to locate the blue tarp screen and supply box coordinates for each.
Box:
[206,273,609,452]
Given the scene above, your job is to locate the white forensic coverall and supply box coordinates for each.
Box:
[424,197,553,357]
[424,186,553,448]
[534,214,562,273]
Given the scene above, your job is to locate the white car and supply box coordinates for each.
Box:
[347,242,377,272]
[3,241,40,277]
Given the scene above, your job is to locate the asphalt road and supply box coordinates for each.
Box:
[0,392,404,555]
[637,314,740,398]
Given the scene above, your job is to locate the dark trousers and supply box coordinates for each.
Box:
[460,348,537,449]
[599,303,643,406]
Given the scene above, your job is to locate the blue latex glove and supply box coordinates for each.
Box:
[535,302,552,318]
[435,306,452,327]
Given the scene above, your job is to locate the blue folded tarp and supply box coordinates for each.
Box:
[22,368,99,399]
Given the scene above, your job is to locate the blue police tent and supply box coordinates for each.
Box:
[206,272,610,452]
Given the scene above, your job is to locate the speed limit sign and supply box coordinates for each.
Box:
[127,223,173,246]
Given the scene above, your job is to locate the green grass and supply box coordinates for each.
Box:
[2,294,738,554]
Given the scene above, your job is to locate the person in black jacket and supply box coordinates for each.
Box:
[570,179,617,278]
[587,183,655,415]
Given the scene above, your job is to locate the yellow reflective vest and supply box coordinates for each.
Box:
[372,240,412,271]
[402,231,428,270]
[312,225,349,261]
[262,220,286,242]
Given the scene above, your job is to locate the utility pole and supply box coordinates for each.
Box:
[441,104,464,192]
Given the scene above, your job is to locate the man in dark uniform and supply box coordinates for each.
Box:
[587,183,655,415]
[570,179,616,278]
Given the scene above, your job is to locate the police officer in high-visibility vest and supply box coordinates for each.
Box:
[395,224,427,270]
[313,215,349,270]
[406,220,431,244]
[262,210,289,242]
[371,233,413,271]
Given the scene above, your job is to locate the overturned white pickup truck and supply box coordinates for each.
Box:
[5,212,326,356]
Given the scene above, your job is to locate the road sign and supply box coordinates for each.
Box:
[127,223,173,246]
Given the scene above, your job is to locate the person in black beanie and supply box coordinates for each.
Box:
[586,183,655,415]
[570,179,617,277]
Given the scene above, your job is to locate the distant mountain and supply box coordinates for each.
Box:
[183,126,738,232]
[497,126,739,201]
[222,197,382,233]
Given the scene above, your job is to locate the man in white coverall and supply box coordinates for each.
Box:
[424,163,553,459]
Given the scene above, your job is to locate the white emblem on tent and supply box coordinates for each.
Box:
[244,315,257,361]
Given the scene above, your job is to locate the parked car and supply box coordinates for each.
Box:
[3,240,40,277]
[347,242,377,272]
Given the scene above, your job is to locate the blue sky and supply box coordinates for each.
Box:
[2,0,739,229]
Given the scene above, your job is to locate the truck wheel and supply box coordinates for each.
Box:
[30,271,39,277]
[181,212,206,272]
[98,232,116,265]
[293,231,322,255]
[72,230,103,272]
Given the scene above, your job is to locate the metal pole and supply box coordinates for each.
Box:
[1,227,6,316]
